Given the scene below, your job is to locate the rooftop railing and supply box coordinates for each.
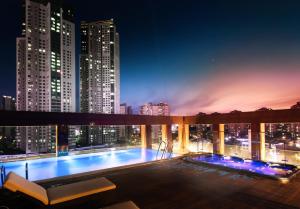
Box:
[1,108,300,161]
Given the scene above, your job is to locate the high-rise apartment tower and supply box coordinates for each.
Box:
[16,0,76,153]
[79,19,120,146]
[80,19,120,114]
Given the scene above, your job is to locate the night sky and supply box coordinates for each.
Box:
[1,0,300,115]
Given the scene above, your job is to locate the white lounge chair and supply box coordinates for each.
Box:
[3,171,116,205]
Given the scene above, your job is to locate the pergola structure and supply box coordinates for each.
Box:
[1,109,300,160]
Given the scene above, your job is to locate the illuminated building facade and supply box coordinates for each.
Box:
[140,102,170,116]
[80,19,120,146]
[16,0,76,153]
[80,19,120,114]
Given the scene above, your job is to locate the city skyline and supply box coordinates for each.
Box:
[2,2,300,208]
[1,0,300,115]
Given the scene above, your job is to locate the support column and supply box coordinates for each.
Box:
[141,125,152,149]
[178,124,189,152]
[251,123,265,161]
[162,124,167,141]
[56,125,69,157]
[248,129,252,153]
[184,124,189,151]
[162,124,173,152]
[212,124,224,155]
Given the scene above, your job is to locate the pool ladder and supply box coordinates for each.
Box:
[0,162,28,185]
[156,140,173,160]
[0,165,6,185]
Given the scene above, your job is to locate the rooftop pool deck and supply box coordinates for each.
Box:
[184,153,300,182]
[1,148,176,183]
[2,159,300,209]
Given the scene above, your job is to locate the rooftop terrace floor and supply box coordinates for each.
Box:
[1,159,300,209]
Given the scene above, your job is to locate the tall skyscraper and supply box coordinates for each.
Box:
[17,0,75,112]
[80,19,120,114]
[16,0,76,153]
[80,19,120,146]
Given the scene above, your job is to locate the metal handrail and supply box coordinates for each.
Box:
[0,166,3,185]
[161,142,167,159]
[1,165,6,185]
[25,162,28,180]
[156,140,174,160]
[167,143,174,159]
[156,140,167,160]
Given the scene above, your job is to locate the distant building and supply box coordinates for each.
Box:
[226,123,250,139]
[256,107,272,111]
[16,0,76,153]
[1,96,16,111]
[120,103,127,114]
[120,103,133,115]
[79,19,120,146]
[119,103,133,142]
[0,96,17,154]
[140,102,170,116]
[140,103,170,141]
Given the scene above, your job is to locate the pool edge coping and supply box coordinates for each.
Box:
[34,155,183,184]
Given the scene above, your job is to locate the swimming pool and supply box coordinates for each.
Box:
[1,148,174,183]
[184,153,299,181]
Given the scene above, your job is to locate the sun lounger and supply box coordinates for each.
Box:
[102,201,140,209]
[3,171,116,205]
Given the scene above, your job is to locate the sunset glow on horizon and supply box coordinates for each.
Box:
[170,64,300,115]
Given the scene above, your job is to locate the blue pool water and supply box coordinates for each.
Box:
[1,148,173,183]
[186,153,299,179]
